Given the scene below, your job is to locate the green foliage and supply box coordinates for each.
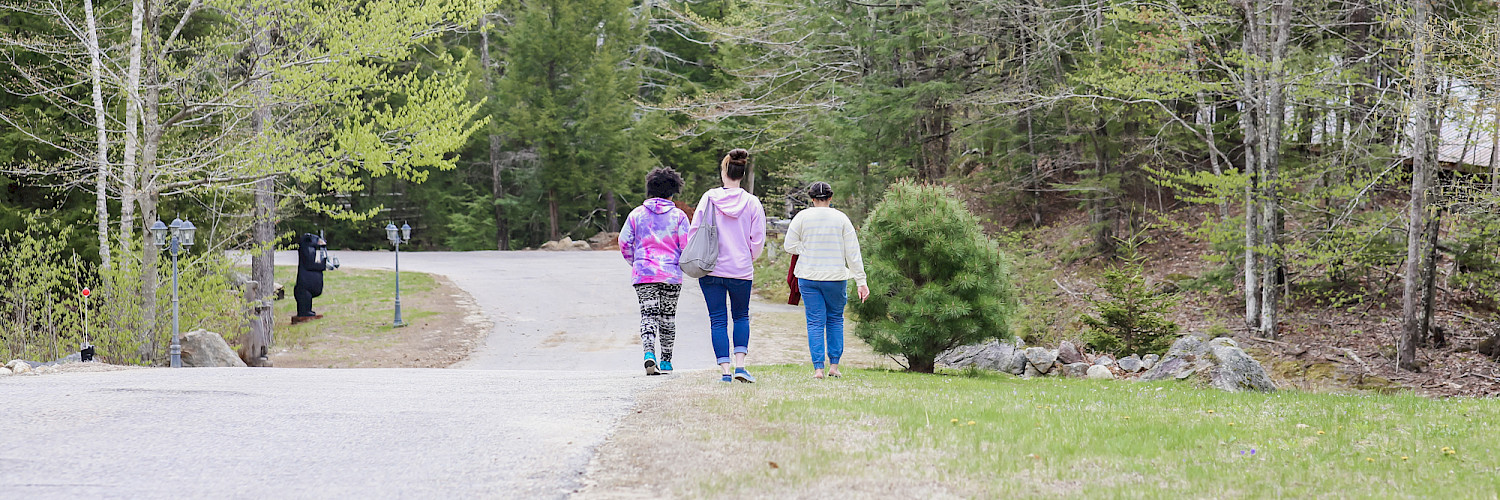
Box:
[0,214,242,365]
[1080,263,1180,356]
[850,182,1017,373]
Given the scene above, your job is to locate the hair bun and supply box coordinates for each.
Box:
[727,148,749,165]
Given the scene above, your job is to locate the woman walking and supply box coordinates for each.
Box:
[619,167,692,375]
[688,149,766,383]
[784,182,868,379]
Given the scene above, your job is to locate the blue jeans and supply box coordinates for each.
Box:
[699,276,752,364]
[798,279,847,370]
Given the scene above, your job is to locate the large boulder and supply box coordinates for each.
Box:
[1087,365,1115,380]
[1118,355,1143,373]
[6,360,32,375]
[1137,334,1275,392]
[1205,338,1277,392]
[935,343,989,369]
[1093,355,1114,367]
[540,237,590,251]
[1024,347,1058,373]
[1057,341,1084,364]
[0,366,11,376]
[973,342,1017,372]
[181,330,248,368]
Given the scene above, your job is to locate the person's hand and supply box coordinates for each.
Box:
[857,285,870,303]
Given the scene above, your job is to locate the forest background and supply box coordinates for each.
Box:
[4,0,1500,390]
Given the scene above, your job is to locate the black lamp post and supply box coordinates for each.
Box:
[385,223,411,327]
[149,217,196,367]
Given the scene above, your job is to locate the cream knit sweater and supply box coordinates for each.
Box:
[783,207,867,286]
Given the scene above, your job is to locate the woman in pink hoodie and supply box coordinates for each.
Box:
[687,149,767,383]
[619,167,692,375]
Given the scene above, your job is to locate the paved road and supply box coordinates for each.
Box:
[1,368,654,498]
[0,251,745,499]
[302,250,721,371]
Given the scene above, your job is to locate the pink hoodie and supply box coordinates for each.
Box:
[687,187,766,280]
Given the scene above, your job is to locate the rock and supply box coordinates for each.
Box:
[1024,347,1058,373]
[974,342,1017,371]
[1139,356,1188,381]
[8,362,32,375]
[936,343,987,369]
[1166,333,1209,358]
[180,330,249,368]
[33,365,53,374]
[1205,338,1276,392]
[1086,365,1115,380]
[1118,355,1143,373]
[1142,354,1159,370]
[1093,355,1114,367]
[1057,341,1083,364]
[588,232,621,250]
[540,237,589,251]
[1062,362,1090,378]
[1023,364,1042,378]
[0,367,10,376]
[998,349,1028,375]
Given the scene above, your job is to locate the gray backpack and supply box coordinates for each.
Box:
[678,201,720,278]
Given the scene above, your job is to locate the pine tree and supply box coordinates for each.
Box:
[1080,263,1180,356]
[850,181,1017,373]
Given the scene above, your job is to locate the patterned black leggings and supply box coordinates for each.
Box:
[634,283,681,362]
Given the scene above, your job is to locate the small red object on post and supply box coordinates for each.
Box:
[82,287,91,297]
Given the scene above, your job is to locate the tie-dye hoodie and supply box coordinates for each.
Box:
[619,198,692,284]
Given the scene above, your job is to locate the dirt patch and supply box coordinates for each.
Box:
[270,273,490,368]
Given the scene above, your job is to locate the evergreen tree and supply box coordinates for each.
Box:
[850,181,1017,373]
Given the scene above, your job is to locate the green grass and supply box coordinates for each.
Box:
[270,266,439,347]
[700,365,1500,497]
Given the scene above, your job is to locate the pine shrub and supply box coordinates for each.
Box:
[849,181,1016,373]
[1080,263,1180,356]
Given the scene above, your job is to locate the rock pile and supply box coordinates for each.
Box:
[937,333,1277,392]
[539,236,592,251]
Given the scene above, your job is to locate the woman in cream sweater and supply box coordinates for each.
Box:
[783,182,868,379]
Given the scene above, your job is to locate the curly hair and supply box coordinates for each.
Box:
[807,181,833,200]
[720,148,750,181]
[645,167,684,199]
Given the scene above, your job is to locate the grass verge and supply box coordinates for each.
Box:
[581,365,1500,498]
[264,266,486,367]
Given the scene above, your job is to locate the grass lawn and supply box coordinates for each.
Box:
[585,365,1500,498]
[257,266,486,368]
[271,266,440,348]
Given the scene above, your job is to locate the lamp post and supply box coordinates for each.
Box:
[149,217,196,367]
[385,223,411,327]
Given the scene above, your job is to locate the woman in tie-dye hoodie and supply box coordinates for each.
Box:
[618,167,692,375]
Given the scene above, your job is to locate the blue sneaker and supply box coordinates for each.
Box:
[659,360,673,373]
[733,368,756,383]
[644,352,660,376]
[720,374,733,383]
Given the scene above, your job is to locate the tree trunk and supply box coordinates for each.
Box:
[1491,101,1499,195]
[1257,0,1292,339]
[1418,209,1441,346]
[548,190,561,241]
[138,192,159,362]
[250,19,277,357]
[1089,116,1114,259]
[119,0,146,251]
[480,13,509,250]
[1399,0,1433,371]
[1239,6,1261,333]
[606,189,619,233]
[84,0,110,269]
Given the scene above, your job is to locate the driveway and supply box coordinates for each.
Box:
[0,251,749,499]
